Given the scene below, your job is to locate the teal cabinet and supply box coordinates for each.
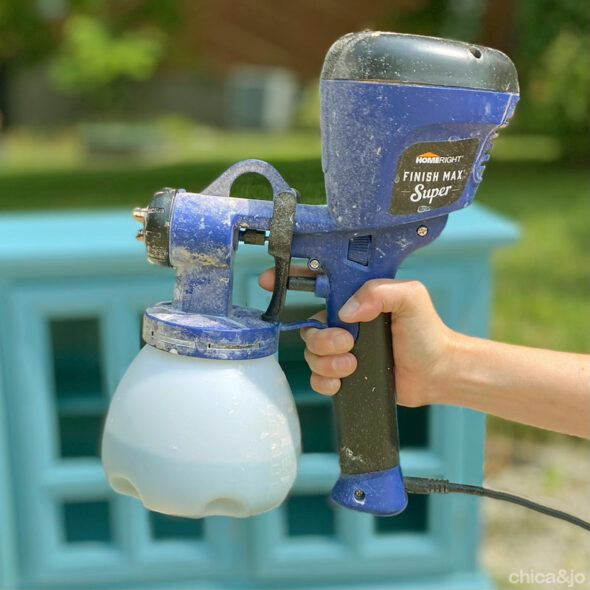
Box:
[0,205,518,589]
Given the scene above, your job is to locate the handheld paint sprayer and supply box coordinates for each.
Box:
[101,32,590,530]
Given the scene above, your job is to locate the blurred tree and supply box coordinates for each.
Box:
[512,0,589,135]
[49,14,163,110]
[0,0,55,124]
[0,0,188,123]
[377,0,446,36]
[0,1,54,63]
[376,0,488,43]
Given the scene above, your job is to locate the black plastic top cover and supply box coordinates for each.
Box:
[321,31,519,94]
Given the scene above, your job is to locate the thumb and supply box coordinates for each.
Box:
[338,279,431,323]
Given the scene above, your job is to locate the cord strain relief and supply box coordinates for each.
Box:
[404,476,450,495]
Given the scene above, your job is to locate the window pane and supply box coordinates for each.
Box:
[398,406,429,448]
[149,512,204,541]
[50,318,107,458]
[63,500,112,543]
[286,494,336,537]
[59,415,104,457]
[375,494,428,534]
[296,402,335,454]
[50,318,104,402]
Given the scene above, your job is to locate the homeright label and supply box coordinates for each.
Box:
[390,138,479,215]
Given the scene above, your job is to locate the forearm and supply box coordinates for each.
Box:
[435,333,590,438]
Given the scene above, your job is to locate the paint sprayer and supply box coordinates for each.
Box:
[101,32,590,530]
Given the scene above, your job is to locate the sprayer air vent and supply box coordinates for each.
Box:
[348,235,372,266]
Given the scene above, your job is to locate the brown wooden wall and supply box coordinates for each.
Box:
[182,0,428,78]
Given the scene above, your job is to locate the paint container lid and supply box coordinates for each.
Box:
[143,302,280,360]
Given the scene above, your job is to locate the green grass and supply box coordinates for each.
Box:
[477,160,589,354]
[0,158,325,210]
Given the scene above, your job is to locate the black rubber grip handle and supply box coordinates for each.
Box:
[332,314,400,474]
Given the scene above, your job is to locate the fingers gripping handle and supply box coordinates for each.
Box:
[330,314,408,516]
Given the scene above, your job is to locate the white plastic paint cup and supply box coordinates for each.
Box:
[102,344,301,518]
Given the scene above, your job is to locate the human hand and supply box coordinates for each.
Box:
[258,267,456,407]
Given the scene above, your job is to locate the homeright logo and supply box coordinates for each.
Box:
[416,151,464,164]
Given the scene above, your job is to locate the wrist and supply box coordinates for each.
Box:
[425,328,470,406]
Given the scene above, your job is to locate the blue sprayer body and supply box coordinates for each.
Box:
[139,32,519,517]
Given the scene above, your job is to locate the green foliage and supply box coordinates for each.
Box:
[514,0,589,66]
[513,0,590,134]
[0,0,53,63]
[516,28,590,134]
[540,31,589,126]
[49,14,163,96]
[377,0,449,38]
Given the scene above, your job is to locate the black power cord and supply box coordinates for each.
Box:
[404,476,590,532]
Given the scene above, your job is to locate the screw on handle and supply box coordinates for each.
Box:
[330,314,408,515]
